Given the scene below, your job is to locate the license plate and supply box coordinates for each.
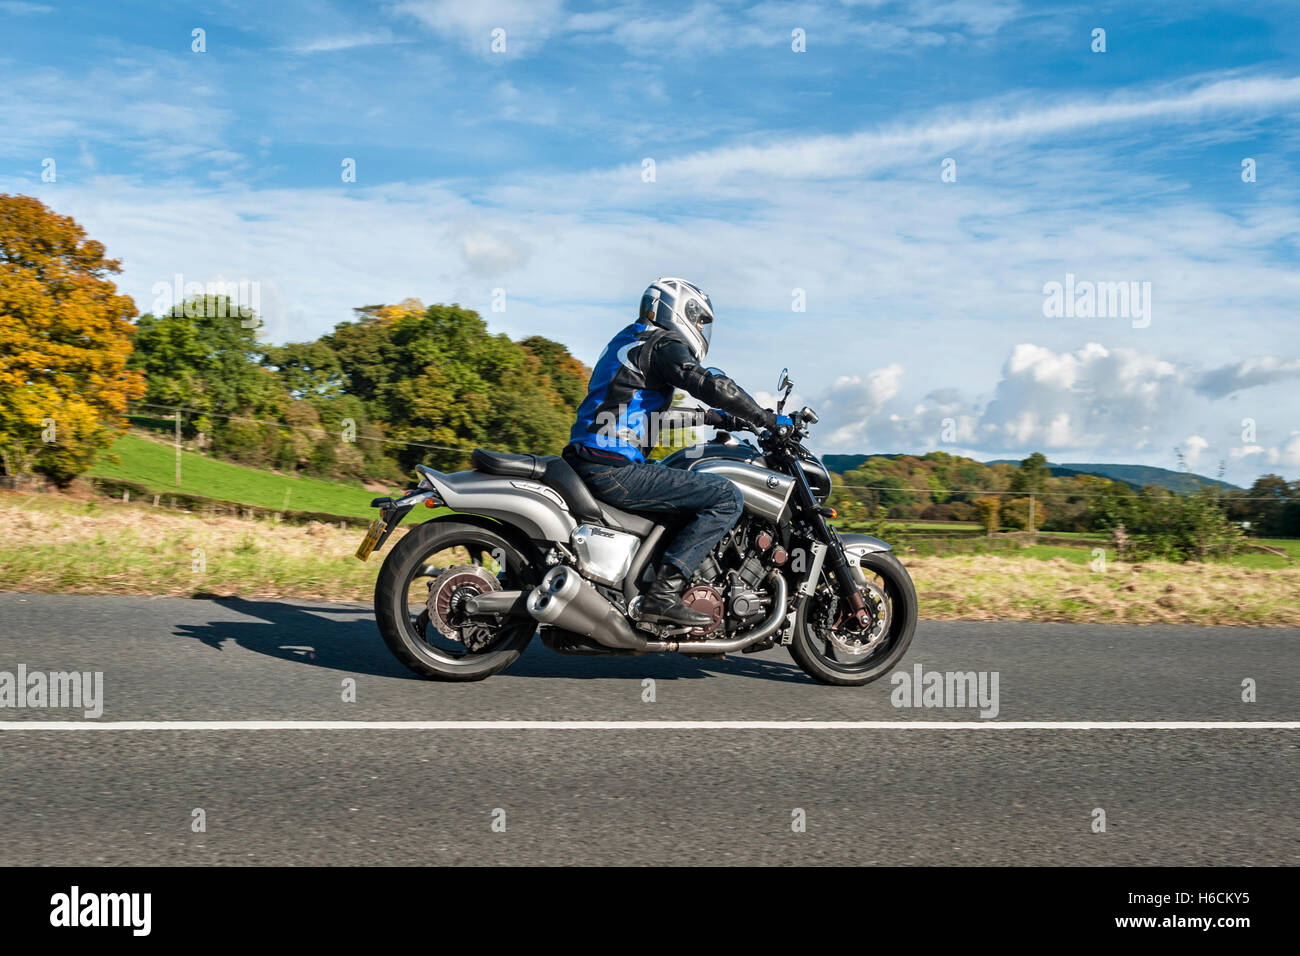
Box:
[354,518,387,561]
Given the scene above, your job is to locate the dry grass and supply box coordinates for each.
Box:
[4,493,1299,626]
[903,554,1300,626]
[2,492,394,602]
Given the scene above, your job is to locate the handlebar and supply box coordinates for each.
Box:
[674,402,819,449]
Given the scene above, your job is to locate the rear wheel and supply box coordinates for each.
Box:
[788,550,917,686]
[374,520,537,681]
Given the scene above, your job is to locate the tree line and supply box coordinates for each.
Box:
[828,450,1299,558]
[0,194,589,487]
[128,296,590,482]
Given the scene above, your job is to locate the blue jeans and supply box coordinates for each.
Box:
[566,453,744,578]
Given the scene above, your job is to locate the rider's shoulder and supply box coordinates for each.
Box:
[642,325,688,350]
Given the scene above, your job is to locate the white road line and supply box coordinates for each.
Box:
[0,720,1296,731]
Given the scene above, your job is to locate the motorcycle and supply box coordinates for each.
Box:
[355,368,917,685]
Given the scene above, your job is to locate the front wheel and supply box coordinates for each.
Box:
[788,550,917,686]
[374,519,538,682]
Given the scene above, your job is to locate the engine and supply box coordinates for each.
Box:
[684,518,784,637]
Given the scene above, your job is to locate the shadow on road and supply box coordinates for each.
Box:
[505,645,811,683]
[175,596,813,684]
[175,597,412,679]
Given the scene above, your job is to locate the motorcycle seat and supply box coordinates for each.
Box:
[470,449,548,480]
[470,449,657,537]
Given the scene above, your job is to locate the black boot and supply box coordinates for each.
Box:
[639,566,714,627]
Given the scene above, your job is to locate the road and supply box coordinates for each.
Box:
[0,592,1295,865]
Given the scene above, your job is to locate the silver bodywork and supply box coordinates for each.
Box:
[797,541,827,597]
[415,465,891,575]
[570,524,641,586]
[417,465,576,543]
[681,459,795,524]
[840,533,895,585]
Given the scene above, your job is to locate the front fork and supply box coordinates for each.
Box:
[782,451,873,629]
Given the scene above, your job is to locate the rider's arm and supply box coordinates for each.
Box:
[649,335,775,430]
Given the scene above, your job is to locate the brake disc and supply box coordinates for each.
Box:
[829,579,891,656]
[426,565,502,649]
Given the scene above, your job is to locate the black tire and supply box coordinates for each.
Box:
[788,550,917,686]
[374,519,537,682]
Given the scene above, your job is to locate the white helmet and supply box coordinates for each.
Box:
[639,277,714,360]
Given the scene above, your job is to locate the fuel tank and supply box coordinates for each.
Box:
[661,443,794,523]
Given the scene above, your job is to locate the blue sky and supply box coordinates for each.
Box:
[2,0,1299,482]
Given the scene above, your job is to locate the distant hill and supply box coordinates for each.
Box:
[981,459,1239,492]
[823,453,906,472]
[823,452,1240,493]
[1056,463,1240,493]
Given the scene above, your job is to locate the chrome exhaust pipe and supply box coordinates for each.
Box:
[673,572,787,654]
[526,566,788,655]
[462,590,530,618]
[526,566,649,651]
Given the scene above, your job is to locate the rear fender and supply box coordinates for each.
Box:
[420,513,548,579]
[416,465,577,544]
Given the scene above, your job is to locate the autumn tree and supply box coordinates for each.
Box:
[972,496,1001,534]
[0,195,145,484]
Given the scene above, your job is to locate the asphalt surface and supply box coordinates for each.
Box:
[0,592,1295,865]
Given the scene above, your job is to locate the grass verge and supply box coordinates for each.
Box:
[7,494,1299,625]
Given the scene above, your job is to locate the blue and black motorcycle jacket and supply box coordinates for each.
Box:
[567,321,772,465]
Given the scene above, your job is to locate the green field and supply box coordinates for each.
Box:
[1018,544,1112,564]
[91,433,403,518]
[1257,538,1300,558]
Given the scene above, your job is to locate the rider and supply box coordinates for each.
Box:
[564,278,790,627]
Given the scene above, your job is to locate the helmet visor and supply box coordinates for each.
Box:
[684,296,713,352]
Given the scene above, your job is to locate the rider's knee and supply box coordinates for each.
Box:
[717,480,744,520]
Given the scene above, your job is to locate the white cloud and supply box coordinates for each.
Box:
[1267,432,1300,468]
[1195,356,1300,397]
[803,341,1300,483]
[821,365,904,446]
[644,75,1300,187]
[286,29,412,54]
[0,2,53,13]
[1182,434,1209,465]
[979,343,1181,451]
[459,226,533,277]
[393,0,564,57]
[567,0,1025,55]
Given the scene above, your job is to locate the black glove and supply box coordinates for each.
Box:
[703,408,731,429]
